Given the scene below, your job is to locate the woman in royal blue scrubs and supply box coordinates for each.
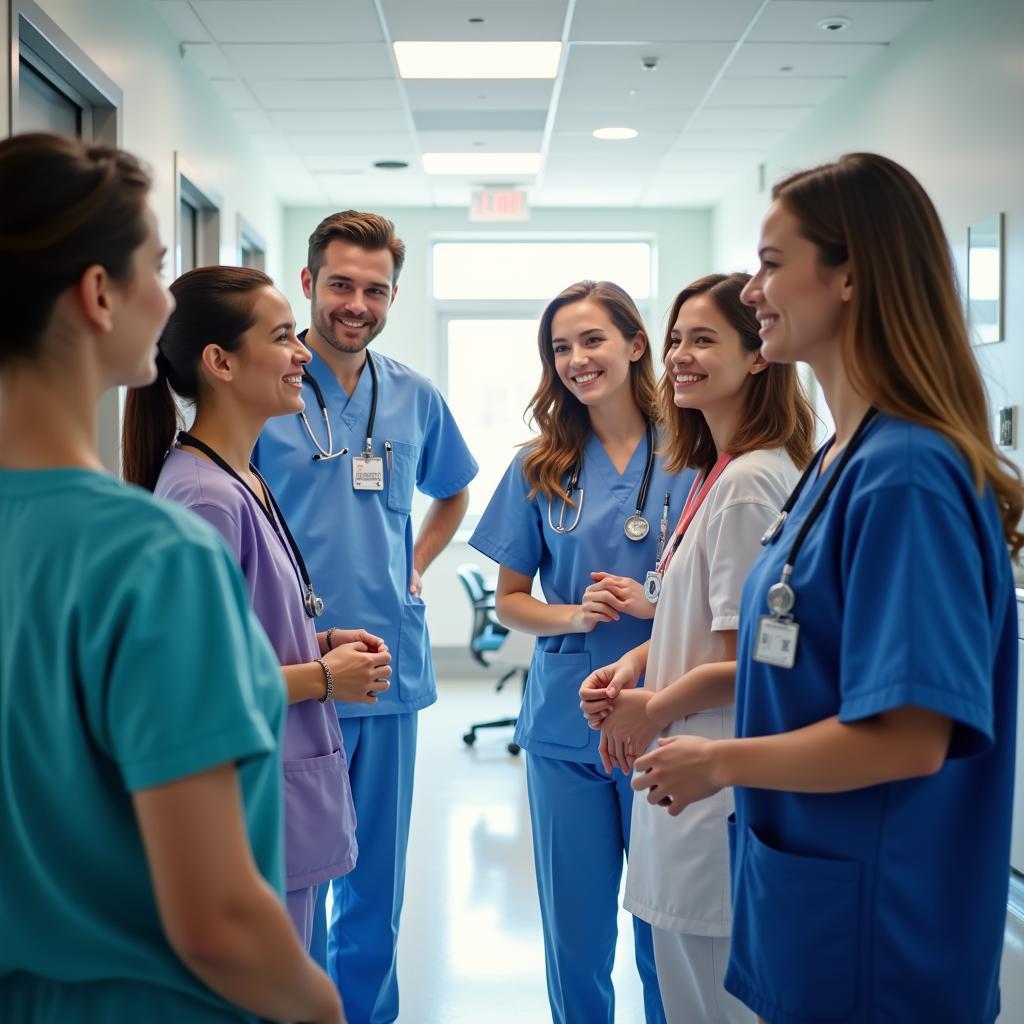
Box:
[632,153,1023,1023]
[470,280,694,1024]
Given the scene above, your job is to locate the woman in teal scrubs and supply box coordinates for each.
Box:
[633,153,1023,1023]
[0,133,342,1024]
[471,280,693,1024]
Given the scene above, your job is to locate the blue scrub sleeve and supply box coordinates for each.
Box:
[415,388,478,499]
[837,483,994,756]
[468,456,544,578]
[90,535,283,791]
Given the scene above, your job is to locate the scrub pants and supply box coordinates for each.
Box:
[286,885,317,952]
[652,928,753,1024]
[526,753,666,1024]
[325,712,418,1024]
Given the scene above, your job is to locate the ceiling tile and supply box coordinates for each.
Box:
[181,42,236,78]
[270,109,410,133]
[552,105,694,134]
[221,42,393,80]
[190,1,384,43]
[153,1,212,41]
[303,154,379,172]
[209,77,260,108]
[247,131,295,155]
[747,1,933,44]
[657,150,762,172]
[248,78,404,110]
[546,132,678,159]
[232,108,277,131]
[413,109,548,131]
[383,0,568,41]
[557,43,734,109]
[728,41,886,78]
[569,0,764,42]
[687,106,814,132]
[417,129,545,151]
[284,131,415,157]
[706,75,845,106]
[674,130,789,152]
[404,79,554,111]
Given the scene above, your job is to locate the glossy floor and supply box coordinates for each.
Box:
[390,677,1024,1023]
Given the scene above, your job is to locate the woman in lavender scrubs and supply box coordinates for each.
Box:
[123,265,393,949]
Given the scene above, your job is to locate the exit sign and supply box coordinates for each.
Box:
[470,188,529,222]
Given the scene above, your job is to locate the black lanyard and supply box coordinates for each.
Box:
[299,329,379,457]
[760,408,878,611]
[565,420,656,516]
[176,431,324,619]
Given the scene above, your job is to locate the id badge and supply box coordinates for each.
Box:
[753,616,799,669]
[352,455,384,491]
[644,570,662,605]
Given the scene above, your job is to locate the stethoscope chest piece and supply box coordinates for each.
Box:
[624,514,650,541]
[304,586,325,619]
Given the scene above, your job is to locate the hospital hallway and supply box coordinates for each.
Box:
[388,676,1024,1024]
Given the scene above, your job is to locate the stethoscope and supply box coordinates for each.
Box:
[177,431,325,619]
[298,340,379,462]
[547,420,657,541]
[759,407,878,620]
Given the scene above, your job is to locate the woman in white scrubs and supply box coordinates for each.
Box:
[632,154,1022,1023]
[580,273,814,1023]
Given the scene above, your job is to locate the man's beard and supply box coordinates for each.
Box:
[311,307,385,353]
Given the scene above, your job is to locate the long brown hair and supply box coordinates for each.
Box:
[522,280,658,503]
[122,265,273,491]
[660,273,815,475]
[774,152,1024,558]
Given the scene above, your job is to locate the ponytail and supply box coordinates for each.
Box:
[122,352,180,491]
[121,265,273,491]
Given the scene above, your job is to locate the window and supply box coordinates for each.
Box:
[446,319,540,516]
[433,240,652,301]
[175,156,221,274]
[238,214,267,271]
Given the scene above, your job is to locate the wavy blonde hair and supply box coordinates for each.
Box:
[659,272,815,475]
[774,152,1024,558]
[522,280,658,503]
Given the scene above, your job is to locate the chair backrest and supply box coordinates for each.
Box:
[456,563,507,665]
[456,564,488,606]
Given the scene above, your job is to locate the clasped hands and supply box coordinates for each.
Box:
[579,658,723,817]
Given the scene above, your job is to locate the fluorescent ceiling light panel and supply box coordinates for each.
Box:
[394,41,561,79]
[593,127,639,140]
[423,152,542,175]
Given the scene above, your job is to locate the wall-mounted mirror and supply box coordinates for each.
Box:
[967,213,1004,344]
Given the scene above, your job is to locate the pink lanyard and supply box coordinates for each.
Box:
[657,453,733,575]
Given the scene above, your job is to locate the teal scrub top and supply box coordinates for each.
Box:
[0,469,286,1023]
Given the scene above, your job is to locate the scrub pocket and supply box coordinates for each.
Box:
[521,650,592,748]
[283,748,356,890]
[386,440,418,514]
[396,599,432,703]
[733,825,861,1020]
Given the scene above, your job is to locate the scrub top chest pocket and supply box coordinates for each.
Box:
[386,440,418,514]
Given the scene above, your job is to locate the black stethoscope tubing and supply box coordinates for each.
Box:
[176,431,325,619]
[760,407,878,598]
[299,329,379,462]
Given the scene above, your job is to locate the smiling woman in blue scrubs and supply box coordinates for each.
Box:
[470,280,693,1024]
[632,153,1024,1024]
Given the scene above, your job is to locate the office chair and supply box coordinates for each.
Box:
[456,563,526,755]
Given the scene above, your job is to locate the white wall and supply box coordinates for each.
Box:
[281,205,714,647]
[6,0,283,281]
[712,0,1024,480]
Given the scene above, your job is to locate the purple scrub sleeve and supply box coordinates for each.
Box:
[156,449,357,898]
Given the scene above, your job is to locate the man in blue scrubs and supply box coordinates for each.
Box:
[255,211,477,1024]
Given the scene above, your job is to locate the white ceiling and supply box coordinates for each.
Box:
[152,0,934,209]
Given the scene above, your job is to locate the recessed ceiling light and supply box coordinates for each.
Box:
[422,152,542,175]
[393,41,561,79]
[374,160,409,170]
[593,126,639,141]
[780,65,794,72]
[468,17,484,23]
[817,16,852,33]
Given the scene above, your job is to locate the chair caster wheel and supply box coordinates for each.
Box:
[463,731,477,746]
[507,743,521,756]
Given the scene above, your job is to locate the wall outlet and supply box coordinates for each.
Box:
[996,406,1017,449]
